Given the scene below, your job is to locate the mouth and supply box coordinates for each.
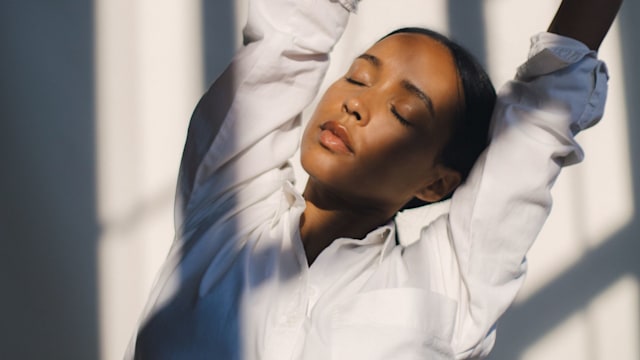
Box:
[319,121,354,154]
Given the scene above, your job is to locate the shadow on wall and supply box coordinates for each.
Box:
[447,0,488,68]
[0,1,98,359]
[2,0,637,358]
[1,0,241,358]
[487,1,640,358]
[202,0,237,85]
[446,1,640,358]
[618,0,640,218]
[130,0,247,357]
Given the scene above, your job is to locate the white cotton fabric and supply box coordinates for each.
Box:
[124,0,609,359]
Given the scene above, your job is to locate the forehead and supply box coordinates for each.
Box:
[364,33,461,116]
[367,32,456,73]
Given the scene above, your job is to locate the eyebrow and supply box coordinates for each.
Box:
[401,80,436,118]
[356,53,381,67]
[356,53,436,118]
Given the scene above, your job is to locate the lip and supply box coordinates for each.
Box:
[319,121,354,154]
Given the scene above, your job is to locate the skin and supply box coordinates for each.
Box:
[548,0,623,51]
[299,33,463,264]
[296,0,623,265]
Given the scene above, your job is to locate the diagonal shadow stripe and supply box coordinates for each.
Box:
[488,220,640,359]
[490,2,640,356]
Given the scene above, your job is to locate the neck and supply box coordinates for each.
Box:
[300,179,398,265]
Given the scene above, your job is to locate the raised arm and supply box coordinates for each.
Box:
[125,2,355,357]
[548,0,623,50]
[175,0,354,230]
[404,0,622,358]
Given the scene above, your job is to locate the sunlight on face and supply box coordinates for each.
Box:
[301,33,462,209]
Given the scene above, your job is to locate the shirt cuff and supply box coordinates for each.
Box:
[516,32,610,135]
[517,32,595,80]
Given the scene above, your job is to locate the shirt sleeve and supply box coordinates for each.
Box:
[175,0,353,231]
[403,32,609,358]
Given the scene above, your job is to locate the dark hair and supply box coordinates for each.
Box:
[383,28,497,209]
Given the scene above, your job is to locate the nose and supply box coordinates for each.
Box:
[343,96,369,126]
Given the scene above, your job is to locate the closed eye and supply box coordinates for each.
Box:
[391,106,411,127]
[345,77,366,86]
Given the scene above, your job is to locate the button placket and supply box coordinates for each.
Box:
[306,285,320,316]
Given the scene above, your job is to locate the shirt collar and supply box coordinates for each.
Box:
[283,181,306,209]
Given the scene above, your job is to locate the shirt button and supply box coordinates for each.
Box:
[279,312,302,327]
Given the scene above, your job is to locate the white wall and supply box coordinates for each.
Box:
[2,0,638,359]
[93,1,245,358]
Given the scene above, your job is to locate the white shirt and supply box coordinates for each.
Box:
[126,0,609,359]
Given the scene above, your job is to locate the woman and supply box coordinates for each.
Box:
[127,0,622,358]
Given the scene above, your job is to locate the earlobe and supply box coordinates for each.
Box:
[414,167,461,203]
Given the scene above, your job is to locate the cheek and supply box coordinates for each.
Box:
[362,123,427,165]
[312,82,343,114]
[360,128,436,183]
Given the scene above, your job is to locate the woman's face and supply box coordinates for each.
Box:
[301,33,462,209]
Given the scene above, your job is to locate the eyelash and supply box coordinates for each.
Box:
[391,106,411,127]
[345,76,411,127]
[345,77,365,86]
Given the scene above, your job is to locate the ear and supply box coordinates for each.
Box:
[414,166,461,203]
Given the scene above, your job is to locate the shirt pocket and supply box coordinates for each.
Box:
[328,288,457,360]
